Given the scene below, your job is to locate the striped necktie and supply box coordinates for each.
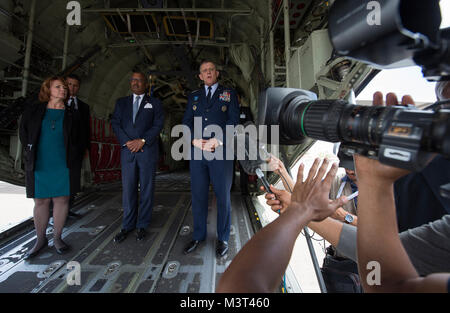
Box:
[133,95,140,123]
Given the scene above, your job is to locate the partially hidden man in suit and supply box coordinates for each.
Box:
[111,71,164,243]
[182,60,239,257]
[65,74,90,218]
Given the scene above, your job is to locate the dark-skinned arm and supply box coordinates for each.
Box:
[217,158,345,293]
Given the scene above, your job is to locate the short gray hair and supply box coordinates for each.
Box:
[199,59,217,72]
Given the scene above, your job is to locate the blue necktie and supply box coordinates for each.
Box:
[133,95,140,123]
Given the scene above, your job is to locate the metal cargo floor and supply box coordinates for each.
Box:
[0,171,255,293]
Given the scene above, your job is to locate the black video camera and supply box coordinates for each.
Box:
[328,0,449,81]
[258,88,450,171]
[257,0,450,172]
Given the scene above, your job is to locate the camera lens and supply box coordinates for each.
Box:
[259,88,450,166]
[301,99,347,143]
[338,105,395,146]
[296,100,399,148]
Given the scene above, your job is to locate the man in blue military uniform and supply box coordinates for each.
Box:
[182,60,240,257]
[111,71,164,243]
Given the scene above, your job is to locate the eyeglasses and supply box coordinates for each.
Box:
[130,78,146,83]
[200,68,216,74]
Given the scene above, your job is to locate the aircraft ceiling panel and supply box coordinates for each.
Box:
[274,0,313,29]
[3,0,330,119]
[102,13,158,33]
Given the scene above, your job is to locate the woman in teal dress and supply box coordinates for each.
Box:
[19,76,81,258]
[34,108,70,198]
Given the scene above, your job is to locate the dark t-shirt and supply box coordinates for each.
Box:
[395,156,450,232]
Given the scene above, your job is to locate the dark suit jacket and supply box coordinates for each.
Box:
[76,98,91,153]
[68,98,90,168]
[111,94,164,163]
[19,101,83,197]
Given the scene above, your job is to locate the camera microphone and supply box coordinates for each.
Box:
[233,130,273,193]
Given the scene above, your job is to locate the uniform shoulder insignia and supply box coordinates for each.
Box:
[190,90,201,103]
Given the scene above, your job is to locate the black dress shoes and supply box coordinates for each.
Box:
[136,228,146,241]
[216,240,228,257]
[184,240,201,255]
[55,240,71,255]
[24,238,48,260]
[113,229,130,243]
[68,211,81,219]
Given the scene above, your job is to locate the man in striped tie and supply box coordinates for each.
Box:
[111,71,165,243]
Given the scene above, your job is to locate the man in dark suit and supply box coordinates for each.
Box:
[65,74,91,218]
[182,60,240,257]
[111,71,164,243]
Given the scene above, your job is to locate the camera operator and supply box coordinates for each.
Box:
[263,182,450,278]
[394,82,450,232]
[354,91,449,292]
[354,156,449,292]
[264,87,450,278]
[217,92,450,293]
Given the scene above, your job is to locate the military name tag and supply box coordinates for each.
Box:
[222,105,227,112]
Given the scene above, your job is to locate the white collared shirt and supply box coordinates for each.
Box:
[204,83,219,98]
[133,93,145,107]
[68,96,78,109]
